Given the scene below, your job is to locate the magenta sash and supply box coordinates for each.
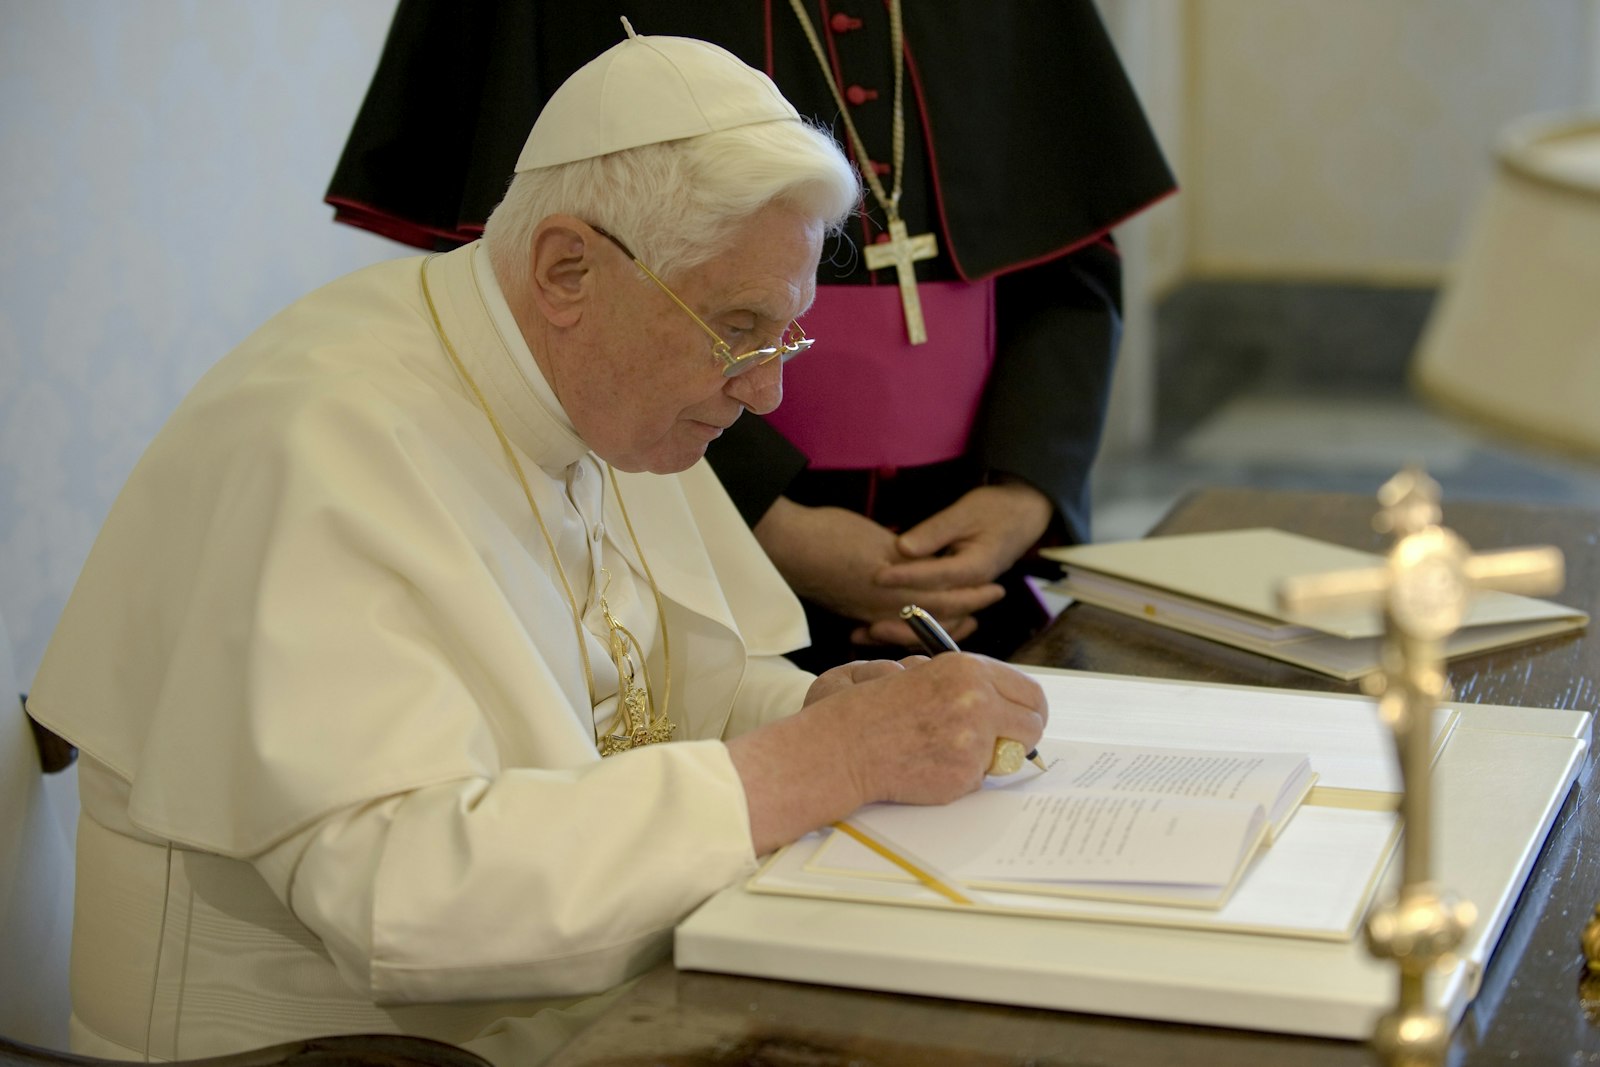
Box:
[766,278,996,470]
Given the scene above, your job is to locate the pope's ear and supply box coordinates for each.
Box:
[525,216,594,328]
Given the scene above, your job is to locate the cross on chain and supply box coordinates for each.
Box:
[863,218,938,346]
[1277,466,1563,1067]
[596,681,675,756]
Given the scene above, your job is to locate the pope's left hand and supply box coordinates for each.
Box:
[860,482,1053,645]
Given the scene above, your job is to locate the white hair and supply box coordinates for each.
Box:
[482,118,861,293]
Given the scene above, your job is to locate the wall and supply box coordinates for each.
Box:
[1187,0,1599,282]
[0,0,402,688]
[1098,0,1599,459]
[1098,0,1190,455]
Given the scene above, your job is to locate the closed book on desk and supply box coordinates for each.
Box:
[1042,528,1587,680]
[676,668,1590,1040]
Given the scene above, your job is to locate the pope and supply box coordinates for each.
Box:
[26,24,1046,1065]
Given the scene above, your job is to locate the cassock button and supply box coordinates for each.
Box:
[873,231,892,244]
[868,160,891,177]
[830,12,863,32]
[845,84,879,106]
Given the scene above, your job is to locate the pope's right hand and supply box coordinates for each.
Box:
[726,652,1047,855]
[830,652,1047,806]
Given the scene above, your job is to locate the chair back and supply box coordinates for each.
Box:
[0,610,75,1045]
[0,622,491,1067]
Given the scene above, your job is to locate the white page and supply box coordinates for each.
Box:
[1023,668,1449,795]
[1041,741,1307,811]
[851,790,1261,887]
[849,739,1309,890]
[977,792,1258,885]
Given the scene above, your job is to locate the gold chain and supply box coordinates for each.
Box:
[787,0,907,223]
[419,255,673,752]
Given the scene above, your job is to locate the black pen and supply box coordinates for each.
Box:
[899,604,1047,773]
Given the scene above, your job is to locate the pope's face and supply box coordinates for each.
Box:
[559,203,823,474]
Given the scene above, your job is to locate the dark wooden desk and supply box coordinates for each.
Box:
[548,488,1600,1066]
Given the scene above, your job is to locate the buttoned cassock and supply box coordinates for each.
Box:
[27,241,814,1063]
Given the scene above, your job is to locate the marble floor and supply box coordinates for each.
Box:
[1088,387,1600,544]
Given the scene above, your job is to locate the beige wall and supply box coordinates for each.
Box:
[1187,0,1599,283]
[1098,0,1190,453]
[1099,0,1600,454]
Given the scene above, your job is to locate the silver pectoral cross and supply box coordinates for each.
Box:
[862,217,939,345]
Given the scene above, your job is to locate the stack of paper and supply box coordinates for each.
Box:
[1043,528,1587,680]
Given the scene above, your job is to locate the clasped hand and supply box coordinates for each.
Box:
[753,482,1053,647]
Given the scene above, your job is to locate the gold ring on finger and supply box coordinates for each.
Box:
[988,738,1026,776]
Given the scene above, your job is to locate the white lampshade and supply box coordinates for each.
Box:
[1412,113,1600,457]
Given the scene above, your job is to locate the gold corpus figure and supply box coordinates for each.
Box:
[595,572,676,757]
[1278,467,1563,1067]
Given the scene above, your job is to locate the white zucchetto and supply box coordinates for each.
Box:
[514,18,801,172]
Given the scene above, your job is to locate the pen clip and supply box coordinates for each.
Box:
[901,604,960,655]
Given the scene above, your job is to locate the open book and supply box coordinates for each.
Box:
[1043,528,1587,680]
[740,670,1450,940]
[831,740,1314,909]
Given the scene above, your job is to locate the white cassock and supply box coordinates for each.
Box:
[27,241,815,1064]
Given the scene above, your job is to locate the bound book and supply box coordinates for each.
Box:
[739,669,1429,941]
[1043,527,1587,680]
[830,741,1314,909]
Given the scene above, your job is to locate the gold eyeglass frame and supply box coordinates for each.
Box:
[589,224,814,378]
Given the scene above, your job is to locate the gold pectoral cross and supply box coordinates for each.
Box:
[863,218,938,346]
[596,585,676,757]
[596,679,675,756]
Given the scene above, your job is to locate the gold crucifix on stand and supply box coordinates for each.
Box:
[1278,467,1564,1067]
[863,218,938,345]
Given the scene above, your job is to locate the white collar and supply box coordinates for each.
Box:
[440,242,590,473]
